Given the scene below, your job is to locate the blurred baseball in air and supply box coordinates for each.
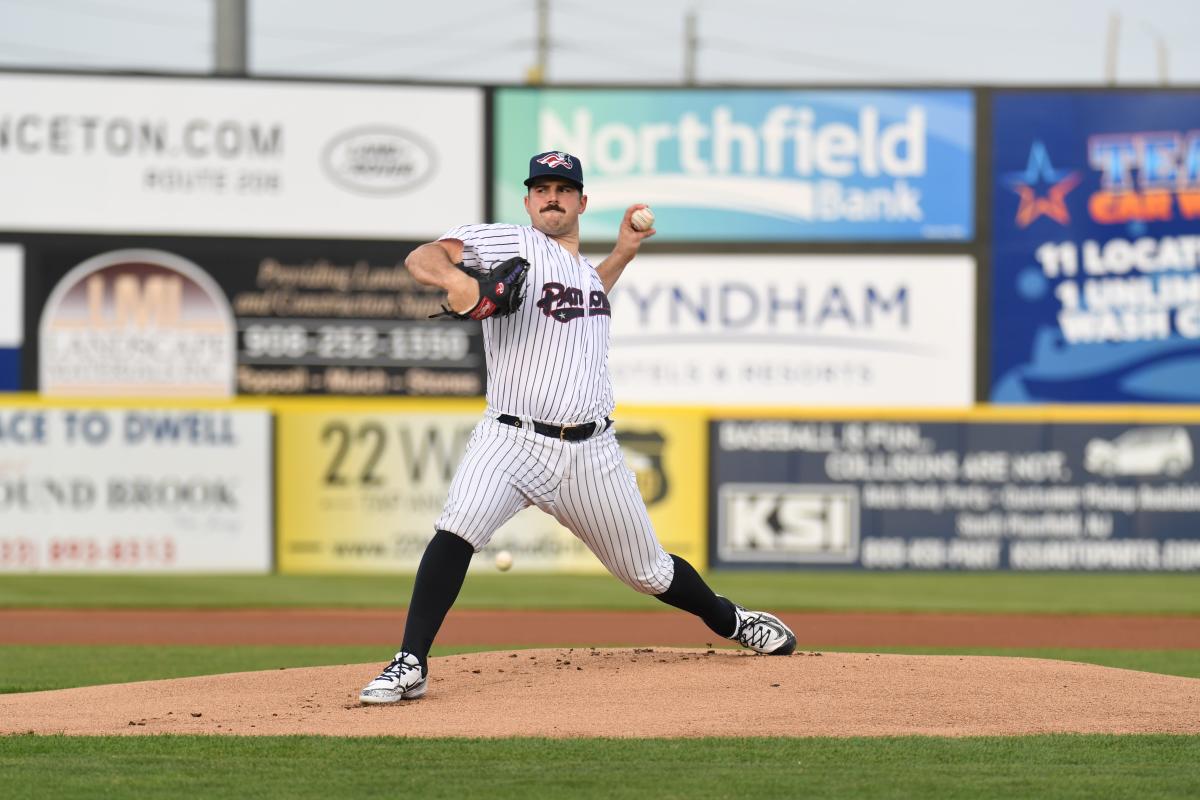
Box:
[494,549,513,572]
[630,206,655,231]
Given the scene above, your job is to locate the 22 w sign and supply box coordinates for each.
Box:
[717,484,860,564]
[319,419,473,487]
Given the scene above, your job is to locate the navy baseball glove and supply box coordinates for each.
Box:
[431,256,529,321]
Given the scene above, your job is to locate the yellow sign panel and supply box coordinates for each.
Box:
[277,405,707,574]
[612,408,707,569]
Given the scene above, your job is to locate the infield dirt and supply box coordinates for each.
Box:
[3,648,1199,738]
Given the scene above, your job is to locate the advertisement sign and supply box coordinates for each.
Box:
[0,73,482,238]
[495,89,974,241]
[710,417,1200,571]
[0,406,272,572]
[29,237,485,396]
[0,244,21,390]
[276,403,706,573]
[39,249,237,397]
[605,254,975,407]
[992,91,1200,402]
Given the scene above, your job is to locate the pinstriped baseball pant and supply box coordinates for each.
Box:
[435,415,675,594]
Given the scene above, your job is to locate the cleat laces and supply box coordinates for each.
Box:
[377,655,419,686]
[735,612,779,650]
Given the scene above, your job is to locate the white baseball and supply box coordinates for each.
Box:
[630,207,655,231]
[494,549,513,572]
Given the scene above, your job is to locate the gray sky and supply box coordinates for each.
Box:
[0,0,1197,85]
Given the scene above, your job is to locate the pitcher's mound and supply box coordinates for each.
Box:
[3,649,1198,738]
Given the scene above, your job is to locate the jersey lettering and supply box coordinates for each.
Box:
[588,290,611,317]
[535,283,611,322]
[537,282,586,322]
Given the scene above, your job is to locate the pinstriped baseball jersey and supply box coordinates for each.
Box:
[433,221,674,593]
[441,223,614,426]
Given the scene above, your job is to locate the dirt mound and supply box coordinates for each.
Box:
[3,649,1198,738]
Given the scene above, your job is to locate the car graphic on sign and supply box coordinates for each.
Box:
[1084,427,1194,477]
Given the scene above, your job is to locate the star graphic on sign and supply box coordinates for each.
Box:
[1005,141,1082,227]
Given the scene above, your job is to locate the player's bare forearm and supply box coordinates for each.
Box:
[597,204,655,292]
[597,252,634,294]
[405,241,478,312]
[405,241,462,288]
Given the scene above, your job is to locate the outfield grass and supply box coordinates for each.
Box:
[3,643,1200,694]
[3,572,1200,614]
[1,734,1197,800]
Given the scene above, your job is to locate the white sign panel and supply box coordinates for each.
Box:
[0,407,272,572]
[606,254,975,407]
[718,483,860,564]
[0,73,482,238]
[0,244,23,390]
[0,244,21,347]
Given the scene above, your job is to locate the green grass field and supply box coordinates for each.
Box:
[3,572,1198,799]
[2,734,1198,800]
[3,572,1200,613]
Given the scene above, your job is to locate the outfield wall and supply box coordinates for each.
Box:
[1,73,1198,573]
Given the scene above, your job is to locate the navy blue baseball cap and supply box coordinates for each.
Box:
[524,151,584,190]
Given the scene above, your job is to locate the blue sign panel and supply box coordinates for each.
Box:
[711,418,1200,571]
[0,349,18,390]
[991,91,1200,402]
[0,243,20,390]
[496,89,974,241]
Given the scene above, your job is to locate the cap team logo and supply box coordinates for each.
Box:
[536,152,574,170]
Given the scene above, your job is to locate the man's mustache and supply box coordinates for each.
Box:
[541,204,563,213]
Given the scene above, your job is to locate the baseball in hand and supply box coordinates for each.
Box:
[494,549,513,572]
[630,206,655,231]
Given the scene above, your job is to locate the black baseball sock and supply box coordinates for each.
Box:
[654,554,737,638]
[400,529,475,670]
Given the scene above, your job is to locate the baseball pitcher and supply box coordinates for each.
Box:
[361,151,795,704]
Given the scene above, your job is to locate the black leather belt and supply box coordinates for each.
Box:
[497,414,612,441]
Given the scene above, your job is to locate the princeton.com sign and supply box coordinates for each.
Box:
[0,73,482,238]
[494,89,973,241]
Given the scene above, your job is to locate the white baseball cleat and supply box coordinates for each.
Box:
[728,604,797,655]
[359,651,428,704]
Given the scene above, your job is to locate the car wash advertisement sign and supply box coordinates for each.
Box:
[494,89,974,241]
[991,91,1200,403]
[709,417,1200,572]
